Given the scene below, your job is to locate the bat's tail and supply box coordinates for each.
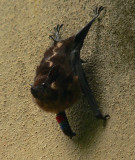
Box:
[56,112,76,139]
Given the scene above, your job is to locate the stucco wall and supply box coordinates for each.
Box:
[0,0,135,159]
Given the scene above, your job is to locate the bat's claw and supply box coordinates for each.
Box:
[103,114,110,120]
[49,35,57,42]
[50,24,64,42]
[94,6,104,16]
[54,24,64,34]
[81,59,86,63]
[61,127,76,139]
[54,24,64,33]
[96,113,110,120]
[69,132,76,139]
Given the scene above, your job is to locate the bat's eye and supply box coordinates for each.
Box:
[41,82,47,89]
[42,83,45,86]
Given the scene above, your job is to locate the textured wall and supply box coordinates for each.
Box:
[0,0,135,159]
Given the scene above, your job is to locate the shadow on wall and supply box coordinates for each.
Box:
[68,100,107,149]
[67,0,135,148]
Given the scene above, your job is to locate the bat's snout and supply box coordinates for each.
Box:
[31,86,38,98]
[31,86,44,99]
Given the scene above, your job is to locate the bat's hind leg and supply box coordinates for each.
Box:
[49,24,63,43]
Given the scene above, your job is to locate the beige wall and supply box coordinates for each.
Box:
[0,0,135,159]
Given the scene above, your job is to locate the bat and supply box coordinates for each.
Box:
[31,6,110,139]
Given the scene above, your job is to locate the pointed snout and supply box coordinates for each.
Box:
[31,86,39,98]
[31,86,36,95]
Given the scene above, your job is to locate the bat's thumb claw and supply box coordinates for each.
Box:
[103,114,110,120]
[96,113,110,120]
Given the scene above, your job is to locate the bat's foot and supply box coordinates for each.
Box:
[49,24,63,43]
[94,6,104,16]
[56,111,76,139]
[67,132,76,139]
[96,113,110,120]
[54,24,63,34]
[70,132,76,139]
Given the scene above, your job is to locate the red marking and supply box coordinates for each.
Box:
[56,115,65,123]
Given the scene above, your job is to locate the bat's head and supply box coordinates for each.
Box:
[31,65,59,101]
[31,82,56,101]
[31,64,80,113]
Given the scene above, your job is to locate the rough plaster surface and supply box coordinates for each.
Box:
[0,0,135,160]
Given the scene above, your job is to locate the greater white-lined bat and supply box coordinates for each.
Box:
[31,6,110,138]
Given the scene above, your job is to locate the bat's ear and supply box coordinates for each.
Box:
[48,65,60,83]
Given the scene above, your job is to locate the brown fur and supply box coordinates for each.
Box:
[32,36,81,113]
